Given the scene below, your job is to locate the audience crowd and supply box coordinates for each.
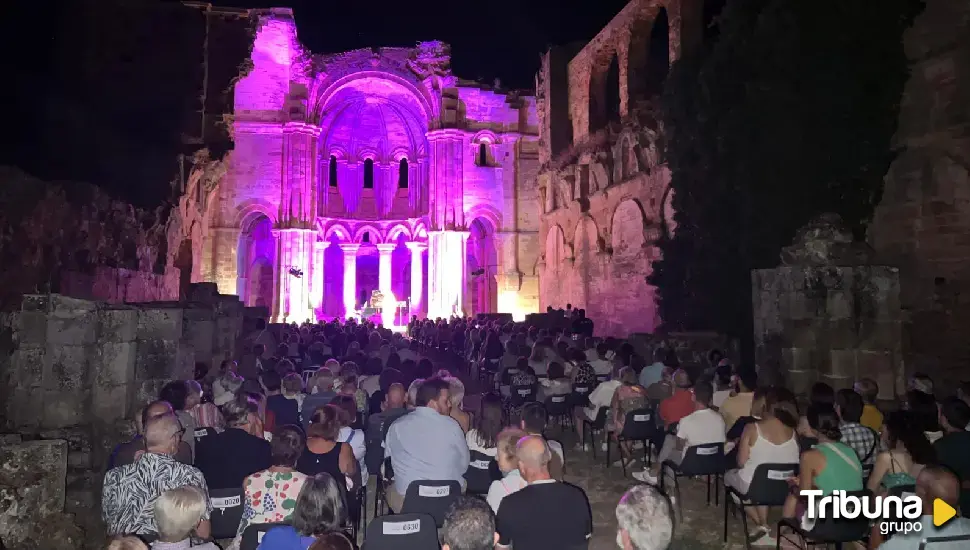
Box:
[100,305,970,550]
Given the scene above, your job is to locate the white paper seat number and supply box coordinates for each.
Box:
[633,414,649,422]
[418,485,451,497]
[212,496,241,508]
[383,519,422,535]
[767,470,795,480]
[471,460,490,469]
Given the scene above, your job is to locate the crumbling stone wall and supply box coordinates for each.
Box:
[0,287,245,549]
[866,0,970,390]
[752,215,905,398]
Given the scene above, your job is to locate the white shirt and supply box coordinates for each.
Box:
[676,408,727,456]
[338,426,367,484]
[712,389,732,409]
[588,358,613,376]
[487,469,527,513]
[585,380,621,416]
[465,429,498,457]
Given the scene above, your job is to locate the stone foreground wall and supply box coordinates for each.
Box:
[0,285,246,549]
[60,266,180,304]
[751,266,904,399]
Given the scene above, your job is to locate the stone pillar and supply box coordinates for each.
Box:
[405,241,428,317]
[310,239,330,318]
[339,243,360,318]
[427,230,469,319]
[275,228,314,323]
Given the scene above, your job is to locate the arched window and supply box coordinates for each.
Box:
[363,158,374,189]
[329,155,338,187]
[477,143,488,167]
[398,158,409,188]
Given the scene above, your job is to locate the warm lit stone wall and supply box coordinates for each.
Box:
[866,0,970,390]
[535,0,698,336]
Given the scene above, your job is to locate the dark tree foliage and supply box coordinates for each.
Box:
[650,0,924,354]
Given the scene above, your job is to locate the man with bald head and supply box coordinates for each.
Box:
[102,413,211,538]
[872,464,970,549]
[495,435,592,549]
[107,401,191,470]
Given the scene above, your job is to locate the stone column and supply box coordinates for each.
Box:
[427,230,469,319]
[275,228,314,323]
[310,239,330,318]
[339,243,360,318]
[405,241,427,317]
[376,244,396,297]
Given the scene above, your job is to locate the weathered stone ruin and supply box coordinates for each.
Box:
[752,214,904,397]
[0,286,250,549]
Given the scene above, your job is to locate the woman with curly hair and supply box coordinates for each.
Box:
[866,410,935,492]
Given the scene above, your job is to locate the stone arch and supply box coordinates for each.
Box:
[310,71,436,125]
[545,224,568,266]
[232,199,277,229]
[464,204,503,234]
[327,145,350,160]
[611,199,649,259]
[321,221,352,242]
[467,216,498,315]
[356,146,380,163]
[353,224,385,244]
[626,4,671,102]
[470,129,501,145]
[573,216,601,258]
[386,223,413,243]
[590,51,622,133]
[237,212,276,308]
[412,220,429,240]
[390,146,411,162]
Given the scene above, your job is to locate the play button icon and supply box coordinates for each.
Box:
[933,498,957,527]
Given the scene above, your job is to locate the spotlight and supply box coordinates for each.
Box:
[288,267,303,278]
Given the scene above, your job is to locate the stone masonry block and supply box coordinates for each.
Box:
[98,307,137,343]
[92,383,130,425]
[133,379,167,411]
[18,311,48,346]
[826,290,853,320]
[20,294,51,313]
[45,345,92,391]
[6,386,44,430]
[98,342,136,387]
[0,439,68,513]
[828,349,858,379]
[135,338,179,381]
[11,346,45,388]
[41,389,88,429]
[46,311,97,346]
[137,308,185,341]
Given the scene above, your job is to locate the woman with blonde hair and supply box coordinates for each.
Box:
[445,376,470,433]
[485,428,529,512]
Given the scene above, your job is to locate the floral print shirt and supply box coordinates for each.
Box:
[236,469,308,536]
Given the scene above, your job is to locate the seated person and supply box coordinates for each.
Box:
[194,394,271,490]
[725,387,799,546]
[467,393,504,457]
[518,402,564,480]
[235,425,308,540]
[634,380,726,484]
[867,410,934,494]
[257,473,348,550]
[854,378,883,431]
[152,486,219,550]
[537,361,571,402]
[870,464,970,549]
[574,369,621,450]
[263,370,300,428]
[486,427,529,513]
[782,405,863,541]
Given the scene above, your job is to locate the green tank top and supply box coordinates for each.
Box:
[814,442,863,494]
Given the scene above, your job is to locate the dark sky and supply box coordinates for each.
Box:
[210,0,632,89]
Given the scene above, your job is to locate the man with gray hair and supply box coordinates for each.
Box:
[108,401,191,470]
[441,496,498,550]
[102,414,211,538]
[615,485,674,550]
[495,435,591,549]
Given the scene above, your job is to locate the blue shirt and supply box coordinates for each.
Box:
[257,525,314,550]
[639,361,665,388]
[385,407,469,495]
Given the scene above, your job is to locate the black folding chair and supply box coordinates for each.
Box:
[193,427,217,442]
[660,442,726,515]
[208,487,244,539]
[464,450,498,496]
[570,383,593,408]
[581,407,609,458]
[501,368,522,387]
[607,408,657,475]
[724,463,799,550]
[240,522,285,550]
[776,489,872,550]
[363,513,439,550]
[400,479,463,527]
[510,383,537,406]
[545,394,572,429]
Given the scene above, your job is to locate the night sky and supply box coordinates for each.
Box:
[1,0,631,205]
[210,0,632,89]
